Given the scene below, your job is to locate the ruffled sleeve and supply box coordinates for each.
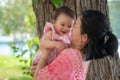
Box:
[36,48,85,80]
[43,22,55,40]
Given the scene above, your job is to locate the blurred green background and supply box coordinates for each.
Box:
[0,0,120,80]
[109,1,120,38]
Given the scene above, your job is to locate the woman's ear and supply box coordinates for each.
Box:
[80,34,88,50]
[82,34,88,42]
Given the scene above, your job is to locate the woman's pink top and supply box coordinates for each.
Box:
[36,48,85,80]
[32,22,71,65]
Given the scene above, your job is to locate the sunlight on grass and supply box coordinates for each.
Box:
[0,55,32,80]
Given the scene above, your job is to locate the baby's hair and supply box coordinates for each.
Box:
[53,6,74,20]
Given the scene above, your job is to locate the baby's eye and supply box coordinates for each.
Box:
[61,24,64,26]
[68,26,71,28]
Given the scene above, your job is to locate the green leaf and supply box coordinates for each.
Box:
[30,59,33,66]
[30,53,34,58]
[27,40,33,48]
[24,59,28,64]
[33,0,39,8]
[32,37,40,45]
[19,59,23,62]
[16,55,20,58]
[23,72,26,74]
[34,0,38,5]
[27,72,31,75]
[22,66,27,70]
[51,0,64,8]
[21,50,28,56]
[12,46,19,52]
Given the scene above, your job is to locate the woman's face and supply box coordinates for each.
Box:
[71,17,82,49]
[71,17,87,50]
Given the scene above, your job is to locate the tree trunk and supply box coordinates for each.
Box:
[32,0,109,38]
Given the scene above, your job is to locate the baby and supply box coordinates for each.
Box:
[32,6,75,73]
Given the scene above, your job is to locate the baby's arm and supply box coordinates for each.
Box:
[40,31,54,49]
[41,31,66,51]
[31,31,66,74]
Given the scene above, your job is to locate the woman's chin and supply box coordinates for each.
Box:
[71,45,79,50]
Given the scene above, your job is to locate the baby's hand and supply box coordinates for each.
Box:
[54,41,66,53]
[31,59,39,75]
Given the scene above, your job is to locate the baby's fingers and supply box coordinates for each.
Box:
[30,65,37,74]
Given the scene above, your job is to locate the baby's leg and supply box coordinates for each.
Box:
[31,51,42,74]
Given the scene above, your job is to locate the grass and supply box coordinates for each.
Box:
[0,55,32,80]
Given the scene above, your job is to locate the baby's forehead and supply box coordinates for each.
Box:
[59,18,74,23]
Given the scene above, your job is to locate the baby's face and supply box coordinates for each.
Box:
[53,13,74,36]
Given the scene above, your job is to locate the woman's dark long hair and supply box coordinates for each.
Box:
[80,10,118,60]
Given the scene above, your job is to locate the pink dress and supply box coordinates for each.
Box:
[32,22,71,65]
[36,48,85,80]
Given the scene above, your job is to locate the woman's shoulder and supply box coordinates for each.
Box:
[60,48,82,59]
[59,48,83,67]
[60,48,80,55]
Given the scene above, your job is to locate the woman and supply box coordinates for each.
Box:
[75,10,120,80]
[33,10,120,80]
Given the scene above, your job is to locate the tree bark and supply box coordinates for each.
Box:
[32,0,109,38]
[86,56,120,80]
